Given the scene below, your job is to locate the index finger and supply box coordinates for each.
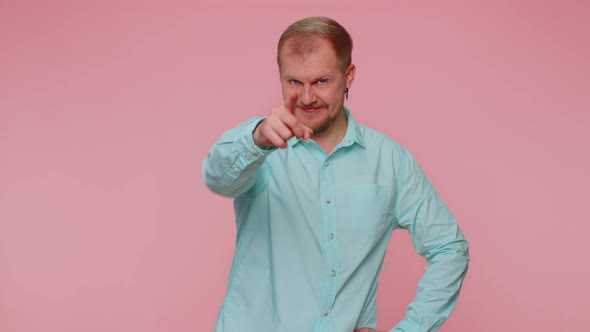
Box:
[283,91,298,113]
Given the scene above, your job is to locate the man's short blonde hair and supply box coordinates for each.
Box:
[277,16,353,72]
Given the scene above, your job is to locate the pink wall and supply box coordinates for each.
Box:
[1,1,589,331]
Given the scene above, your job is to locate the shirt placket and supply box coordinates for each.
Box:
[318,156,339,331]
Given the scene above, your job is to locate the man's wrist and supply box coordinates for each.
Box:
[252,119,273,150]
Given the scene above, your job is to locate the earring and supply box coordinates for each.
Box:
[345,87,349,100]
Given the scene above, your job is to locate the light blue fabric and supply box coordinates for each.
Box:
[202,108,469,332]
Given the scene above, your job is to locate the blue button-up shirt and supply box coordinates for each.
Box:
[202,108,469,332]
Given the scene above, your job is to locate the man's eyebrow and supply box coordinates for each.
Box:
[282,75,334,81]
[316,75,333,80]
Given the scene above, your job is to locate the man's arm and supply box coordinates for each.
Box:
[391,150,470,332]
[202,93,312,198]
[202,116,272,198]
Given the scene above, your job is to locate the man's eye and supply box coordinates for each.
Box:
[289,79,301,85]
[317,79,327,85]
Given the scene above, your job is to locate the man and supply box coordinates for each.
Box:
[203,16,469,332]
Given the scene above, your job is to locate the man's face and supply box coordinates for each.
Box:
[279,37,355,136]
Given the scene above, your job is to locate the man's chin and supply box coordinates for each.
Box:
[306,121,330,136]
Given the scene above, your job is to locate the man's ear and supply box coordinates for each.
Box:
[345,63,356,88]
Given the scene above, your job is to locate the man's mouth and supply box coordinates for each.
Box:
[299,106,323,113]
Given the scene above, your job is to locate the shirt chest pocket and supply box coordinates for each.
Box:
[348,184,392,236]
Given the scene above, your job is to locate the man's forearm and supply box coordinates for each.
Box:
[202,117,273,198]
[392,238,469,332]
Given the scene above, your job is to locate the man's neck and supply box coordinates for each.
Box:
[313,112,348,156]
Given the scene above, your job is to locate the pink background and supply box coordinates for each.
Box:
[1,1,589,331]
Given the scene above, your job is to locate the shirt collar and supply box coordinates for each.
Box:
[288,106,366,148]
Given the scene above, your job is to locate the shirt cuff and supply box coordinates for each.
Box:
[227,117,275,176]
[391,319,421,332]
[249,117,277,152]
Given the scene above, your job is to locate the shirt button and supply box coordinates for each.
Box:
[326,198,331,204]
[322,309,329,316]
[232,167,239,172]
[245,154,251,160]
[328,233,334,239]
[324,161,329,167]
[331,270,336,277]
[252,150,259,155]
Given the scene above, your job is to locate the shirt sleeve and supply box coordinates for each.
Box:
[390,149,470,332]
[202,117,275,198]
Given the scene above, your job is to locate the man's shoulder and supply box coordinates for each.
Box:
[356,122,409,156]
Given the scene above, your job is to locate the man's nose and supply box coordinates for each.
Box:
[299,85,317,105]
